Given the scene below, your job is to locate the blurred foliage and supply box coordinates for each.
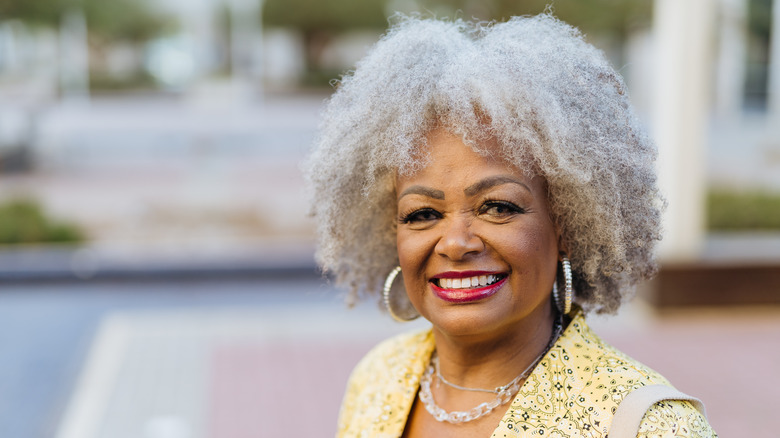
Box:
[0,0,174,42]
[707,190,780,231]
[745,0,772,107]
[264,0,652,85]
[421,0,652,35]
[0,0,61,25]
[0,199,84,245]
[89,71,158,92]
[264,0,386,73]
[301,69,349,88]
[263,0,652,34]
[748,0,772,36]
[264,0,387,31]
[82,0,174,42]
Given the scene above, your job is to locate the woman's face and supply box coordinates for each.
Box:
[396,128,561,340]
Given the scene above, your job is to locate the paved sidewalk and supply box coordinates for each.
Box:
[53,291,430,438]
[53,295,777,438]
[0,240,318,283]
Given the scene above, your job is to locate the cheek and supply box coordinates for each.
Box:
[396,229,439,290]
[397,229,424,271]
[396,231,428,300]
[492,226,559,273]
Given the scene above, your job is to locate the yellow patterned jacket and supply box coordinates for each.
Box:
[337,312,716,438]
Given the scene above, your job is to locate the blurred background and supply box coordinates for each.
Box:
[0,0,778,437]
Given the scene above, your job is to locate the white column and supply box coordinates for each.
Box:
[58,10,90,104]
[768,0,780,115]
[653,0,716,261]
[229,0,263,101]
[715,0,748,116]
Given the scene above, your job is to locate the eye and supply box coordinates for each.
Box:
[478,200,524,218]
[400,208,442,224]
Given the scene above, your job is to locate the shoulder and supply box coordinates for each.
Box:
[506,313,699,435]
[557,314,716,436]
[337,329,434,438]
[560,313,671,389]
[348,329,434,381]
[638,400,717,438]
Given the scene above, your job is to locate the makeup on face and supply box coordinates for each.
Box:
[395,127,560,336]
[429,271,508,303]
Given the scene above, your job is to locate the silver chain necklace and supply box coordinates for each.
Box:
[418,317,563,424]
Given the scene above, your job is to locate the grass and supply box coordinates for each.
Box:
[89,71,158,92]
[0,199,84,245]
[707,189,780,231]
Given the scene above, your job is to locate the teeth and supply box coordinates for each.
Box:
[438,274,501,289]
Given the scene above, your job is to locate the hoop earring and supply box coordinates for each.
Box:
[383,266,420,322]
[561,256,573,315]
[552,256,573,315]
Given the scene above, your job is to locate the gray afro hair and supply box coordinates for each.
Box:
[303,14,663,314]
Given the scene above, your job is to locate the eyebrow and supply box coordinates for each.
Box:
[464,175,532,197]
[398,185,445,200]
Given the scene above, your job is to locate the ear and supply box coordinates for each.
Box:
[555,225,568,260]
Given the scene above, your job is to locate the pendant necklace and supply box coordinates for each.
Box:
[418,316,563,424]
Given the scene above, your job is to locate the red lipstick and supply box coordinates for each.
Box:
[429,272,507,303]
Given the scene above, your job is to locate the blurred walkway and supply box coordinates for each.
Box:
[45,287,777,438]
[53,295,429,438]
[2,93,780,256]
[0,93,327,247]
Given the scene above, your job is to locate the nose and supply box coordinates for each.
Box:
[434,215,485,260]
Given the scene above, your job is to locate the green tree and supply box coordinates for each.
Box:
[264,0,387,75]
[478,0,651,35]
[263,0,652,82]
[82,0,173,43]
[0,0,173,42]
[0,0,62,26]
[0,199,83,245]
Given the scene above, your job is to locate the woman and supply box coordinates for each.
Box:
[305,14,716,438]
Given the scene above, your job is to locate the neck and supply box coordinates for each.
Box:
[431,305,558,391]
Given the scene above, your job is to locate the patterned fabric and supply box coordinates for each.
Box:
[337,311,716,438]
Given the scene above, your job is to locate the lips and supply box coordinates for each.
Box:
[430,271,507,303]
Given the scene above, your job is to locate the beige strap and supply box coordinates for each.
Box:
[609,384,707,438]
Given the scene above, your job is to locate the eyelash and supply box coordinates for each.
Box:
[399,208,441,224]
[399,200,525,224]
[479,200,525,216]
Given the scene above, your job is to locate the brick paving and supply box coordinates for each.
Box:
[51,297,778,438]
[52,296,430,438]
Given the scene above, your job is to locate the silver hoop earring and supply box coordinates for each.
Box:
[383,266,420,322]
[552,256,573,315]
[561,256,573,315]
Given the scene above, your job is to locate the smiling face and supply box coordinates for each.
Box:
[396,128,561,341]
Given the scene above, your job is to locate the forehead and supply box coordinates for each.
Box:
[406,128,520,172]
[396,127,545,191]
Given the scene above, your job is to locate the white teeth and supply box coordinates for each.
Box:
[438,274,501,289]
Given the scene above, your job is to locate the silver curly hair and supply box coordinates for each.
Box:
[303,14,663,314]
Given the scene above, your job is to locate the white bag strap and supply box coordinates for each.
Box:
[609,384,707,438]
